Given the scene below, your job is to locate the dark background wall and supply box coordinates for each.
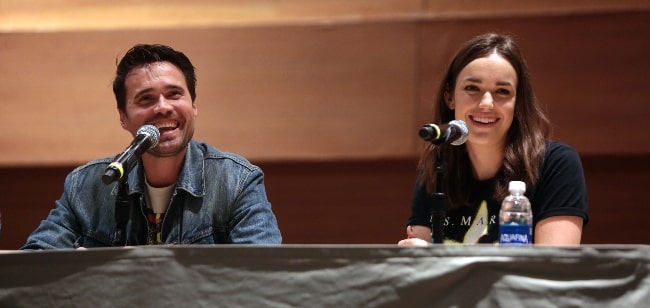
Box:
[1,1,649,248]
[1,154,648,249]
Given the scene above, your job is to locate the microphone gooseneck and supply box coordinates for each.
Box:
[101,125,161,185]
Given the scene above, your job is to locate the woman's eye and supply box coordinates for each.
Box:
[496,88,511,95]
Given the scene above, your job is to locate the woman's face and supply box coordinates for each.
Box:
[446,53,517,148]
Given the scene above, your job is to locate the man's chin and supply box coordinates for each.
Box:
[150,142,188,158]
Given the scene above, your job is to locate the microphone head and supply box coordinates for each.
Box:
[449,120,469,146]
[137,125,161,148]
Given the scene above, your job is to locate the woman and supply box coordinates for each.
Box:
[399,33,588,246]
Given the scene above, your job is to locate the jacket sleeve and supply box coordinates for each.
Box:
[21,172,84,250]
[227,167,282,244]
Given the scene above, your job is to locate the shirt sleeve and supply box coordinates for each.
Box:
[530,142,589,226]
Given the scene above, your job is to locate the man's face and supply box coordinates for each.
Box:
[118,61,197,158]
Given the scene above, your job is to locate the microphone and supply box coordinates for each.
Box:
[101,125,160,185]
[419,120,469,145]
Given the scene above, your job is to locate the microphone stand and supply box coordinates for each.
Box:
[418,120,468,243]
[113,178,130,246]
[430,145,447,244]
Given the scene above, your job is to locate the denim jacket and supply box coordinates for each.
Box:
[22,140,282,249]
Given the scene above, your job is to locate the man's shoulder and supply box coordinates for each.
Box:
[69,157,114,175]
[190,140,259,171]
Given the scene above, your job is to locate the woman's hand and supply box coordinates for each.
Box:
[397,225,433,247]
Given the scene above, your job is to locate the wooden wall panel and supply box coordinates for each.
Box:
[0,22,419,165]
[580,155,649,244]
[2,0,644,33]
[422,0,648,16]
[2,1,648,165]
[0,0,424,32]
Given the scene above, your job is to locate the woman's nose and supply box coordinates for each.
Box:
[478,92,494,109]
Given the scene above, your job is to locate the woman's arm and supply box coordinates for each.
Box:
[400,216,584,246]
[534,215,583,245]
[531,143,588,246]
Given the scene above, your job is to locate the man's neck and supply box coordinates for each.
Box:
[141,151,186,188]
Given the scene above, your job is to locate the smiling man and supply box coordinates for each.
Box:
[22,44,282,249]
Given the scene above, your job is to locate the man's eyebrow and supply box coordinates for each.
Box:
[133,85,185,99]
[133,87,154,99]
[164,84,185,92]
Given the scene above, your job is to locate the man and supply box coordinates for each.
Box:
[22,44,282,249]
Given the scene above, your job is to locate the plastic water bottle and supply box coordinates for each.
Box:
[499,181,533,245]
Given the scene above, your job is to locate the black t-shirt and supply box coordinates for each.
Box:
[407,142,589,244]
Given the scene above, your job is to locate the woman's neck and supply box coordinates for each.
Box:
[465,142,504,181]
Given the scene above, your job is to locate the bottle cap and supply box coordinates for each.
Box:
[508,181,526,193]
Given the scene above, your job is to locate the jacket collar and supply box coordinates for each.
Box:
[123,140,206,197]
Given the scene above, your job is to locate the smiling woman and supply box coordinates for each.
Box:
[399,33,588,246]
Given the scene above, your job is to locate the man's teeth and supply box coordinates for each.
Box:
[155,123,177,129]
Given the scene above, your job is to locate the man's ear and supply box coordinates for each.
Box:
[118,110,128,129]
[444,89,455,109]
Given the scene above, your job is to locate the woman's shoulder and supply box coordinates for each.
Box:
[540,141,584,177]
[545,141,581,162]
[545,141,577,153]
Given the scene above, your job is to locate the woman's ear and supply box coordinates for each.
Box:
[444,89,455,109]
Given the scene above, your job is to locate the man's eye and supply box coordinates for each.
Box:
[166,91,182,99]
[135,96,155,105]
